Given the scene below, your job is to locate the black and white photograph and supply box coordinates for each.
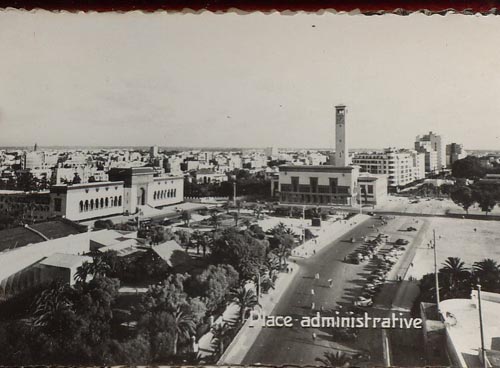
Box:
[1,10,500,367]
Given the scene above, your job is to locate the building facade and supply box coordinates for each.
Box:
[108,167,183,214]
[415,131,445,172]
[50,181,125,221]
[358,174,388,205]
[446,143,467,167]
[352,148,425,189]
[278,165,360,205]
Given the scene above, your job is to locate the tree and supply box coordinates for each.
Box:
[181,211,192,227]
[210,322,234,356]
[210,228,268,280]
[72,173,82,184]
[233,211,239,227]
[439,257,470,293]
[473,190,497,215]
[473,258,500,292]
[170,307,196,356]
[176,229,191,251]
[452,156,487,179]
[192,264,239,312]
[210,212,221,230]
[229,286,260,323]
[450,186,476,214]
[315,351,353,367]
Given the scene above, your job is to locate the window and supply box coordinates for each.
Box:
[368,186,373,194]
[114,196,118,207]
[100,198,104,208]
[79,200,83,212]
[105,197,109,207]
[95,198,99,209]
[291,177,299,192]
[310,177,318,193]
[118,196,122,206]
[153,192,157,200]
[90,199,94,210]
[84,200,89,211]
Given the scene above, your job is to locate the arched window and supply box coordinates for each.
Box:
[95,198,99,209]
[110,196,114,206]
[90,199,94,210]
[153,192,157,200]
[84,200,89,211]
[114,196,118,207]
[118,196,122,206]
[100,198,104,208]
[105,197,109,207]
[161,190,164,199]
[79,201,83,212]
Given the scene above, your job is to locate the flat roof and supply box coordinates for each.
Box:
[440,297,500,367]
[51,181,124,191]
[39,253,92,269]
[279,165,357,172]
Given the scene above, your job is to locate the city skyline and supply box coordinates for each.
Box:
[1,12,500,149]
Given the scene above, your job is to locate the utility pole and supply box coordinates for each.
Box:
[477,284,487,368]
[233,181,236,206]
[433,230,440,313]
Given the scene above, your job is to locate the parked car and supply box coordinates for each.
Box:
[395,238,409,245]
[355,297,373,307]
[407,226,417,231]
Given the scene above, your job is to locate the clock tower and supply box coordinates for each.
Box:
[335,104,350,166]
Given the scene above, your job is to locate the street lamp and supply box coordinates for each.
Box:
[477,284,487,368]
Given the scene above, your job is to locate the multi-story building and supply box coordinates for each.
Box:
[278,105,362,206]
[446,143,467,167]
[358,174,388,205]
[352,148,425,189]
[278,165,360,206]
[415,131,445,172]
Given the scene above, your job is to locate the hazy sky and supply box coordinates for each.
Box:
[1,11,499,149]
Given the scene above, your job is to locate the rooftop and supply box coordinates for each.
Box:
[440,293,500,367]
[39,253,92,269]
[0,219,85,253]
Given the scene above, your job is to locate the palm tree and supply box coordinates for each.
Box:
[32,283,73,331]
[211,322,234,355]
[439,257,470,291]
[229,286,260,323]
[170,306,196,356]
[211,213,221,230]
[315,351,352,367]
[473,258,500,291]
[74,261,93,284]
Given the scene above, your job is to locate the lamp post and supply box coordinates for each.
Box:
[477,284,487,368]
[433,230,440,313]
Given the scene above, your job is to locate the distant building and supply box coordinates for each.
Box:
[415,131,445,172]
[352,148,425,189]
[35,253,93,286]
[150,145,159,159]
[108,167,183,214]
[194,169,228,184]
[446,143,467,167]
[264,147,279,157]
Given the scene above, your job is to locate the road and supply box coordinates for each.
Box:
[241,215,427,366]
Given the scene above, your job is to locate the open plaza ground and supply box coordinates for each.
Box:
[406,217,500,280]
[376,195,500,216]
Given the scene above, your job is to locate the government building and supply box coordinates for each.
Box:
[277,105,387,207]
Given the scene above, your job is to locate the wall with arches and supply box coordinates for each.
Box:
[50,181,125,221]
[149,176,184,208]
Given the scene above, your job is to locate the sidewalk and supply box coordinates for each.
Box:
[291,214,371,259]
[217,213,371,365]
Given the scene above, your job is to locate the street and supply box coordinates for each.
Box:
[242,215,427,366]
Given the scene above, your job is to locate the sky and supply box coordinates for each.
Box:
[0,11,499,150]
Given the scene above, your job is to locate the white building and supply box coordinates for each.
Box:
[278,165,360,206]
[415,131,445,172]
[352,148,426,189]
[50,181,125,221]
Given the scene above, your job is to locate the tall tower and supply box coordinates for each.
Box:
[335,104,349,166]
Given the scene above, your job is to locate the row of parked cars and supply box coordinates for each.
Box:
[352,220,414,308]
